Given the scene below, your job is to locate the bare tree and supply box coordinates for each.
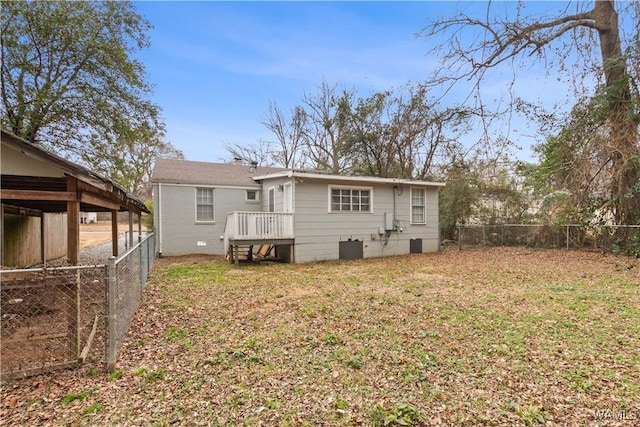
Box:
[300,81,354,173]
[421,0,639,224]
[261,101,307,168]
[225,139,275,167]
[391,85,471,180]
[346,83,472,180]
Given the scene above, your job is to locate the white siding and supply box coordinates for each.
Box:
[1,143,64,177]
[260,178,293,213]
[154,175,441,262]
[154,183,262,256]
[261,177,440,263]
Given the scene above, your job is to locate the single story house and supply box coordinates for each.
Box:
[151,158,444,263]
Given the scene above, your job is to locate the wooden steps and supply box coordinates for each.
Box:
[227,244,275,263]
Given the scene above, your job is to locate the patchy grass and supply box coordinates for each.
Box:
[1,248,639,426]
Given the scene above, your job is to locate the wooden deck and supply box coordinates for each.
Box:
[224,212,294,264]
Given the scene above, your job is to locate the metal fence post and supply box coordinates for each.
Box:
[106,256,117,373]
[75,270,81,357]
[482,225,486,247]
[139,238,144,290]
[66,269,80,362]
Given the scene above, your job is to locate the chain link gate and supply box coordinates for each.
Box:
[1,232,156,380]
[1,265,107,380]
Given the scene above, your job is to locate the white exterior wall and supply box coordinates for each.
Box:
[153,175,440,262]
[153,183,262,256]
[260,177,440,263]
[260,178,293,213]
[1,143,64,177]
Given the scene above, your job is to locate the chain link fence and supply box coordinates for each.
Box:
[1,232,155,380]
[106,232,155,372]
[455,224,640,255]
[0,265,106,380]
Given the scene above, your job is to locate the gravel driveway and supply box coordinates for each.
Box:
[39,232,146,267]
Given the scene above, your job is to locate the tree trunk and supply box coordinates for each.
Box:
[594,0,639,224]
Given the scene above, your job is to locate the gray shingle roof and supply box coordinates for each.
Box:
[151,158,288,187]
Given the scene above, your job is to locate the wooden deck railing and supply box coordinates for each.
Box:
[224,211,294,244]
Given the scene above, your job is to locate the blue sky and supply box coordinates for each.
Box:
[132,1,628,164]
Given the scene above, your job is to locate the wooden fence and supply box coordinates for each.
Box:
[2,212,67,267]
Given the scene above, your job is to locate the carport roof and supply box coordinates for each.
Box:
[1,129,149,215]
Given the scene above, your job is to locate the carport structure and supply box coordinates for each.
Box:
[1,129,149,266]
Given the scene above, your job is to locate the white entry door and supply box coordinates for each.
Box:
[283,182,293,213]
[268,187,275,212]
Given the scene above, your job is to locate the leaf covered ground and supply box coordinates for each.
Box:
[2,247,639,426]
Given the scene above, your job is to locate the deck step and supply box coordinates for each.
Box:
[226,245,252,262]
[227,244,277,263]
[254,245,275,259]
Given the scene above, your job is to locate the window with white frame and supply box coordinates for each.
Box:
[411,188,426,224]
[246,190,258,202]
[330,187,372,212]
[196,188,215,222]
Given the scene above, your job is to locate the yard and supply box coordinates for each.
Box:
[2,247,639,426]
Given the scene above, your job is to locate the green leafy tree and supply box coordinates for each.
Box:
[1,1,179,192]
[473,159,533,225]
[82,119,184,198]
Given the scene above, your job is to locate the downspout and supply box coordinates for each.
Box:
[158,182,163,255]
[393,186,397,227]
[437,186,442,252]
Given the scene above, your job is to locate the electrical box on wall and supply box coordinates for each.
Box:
[384,212,395,231]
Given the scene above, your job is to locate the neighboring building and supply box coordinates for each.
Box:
[152,158,444,263]
[80,212,97,224]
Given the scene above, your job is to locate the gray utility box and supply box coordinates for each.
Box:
[384,212,395,231]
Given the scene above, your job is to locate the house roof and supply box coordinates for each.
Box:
[152,158,446,188]
[252,170,446,187]
[151,158,287,187]
[1,129,149,214]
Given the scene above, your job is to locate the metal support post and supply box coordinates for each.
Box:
[106,256,117,373]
